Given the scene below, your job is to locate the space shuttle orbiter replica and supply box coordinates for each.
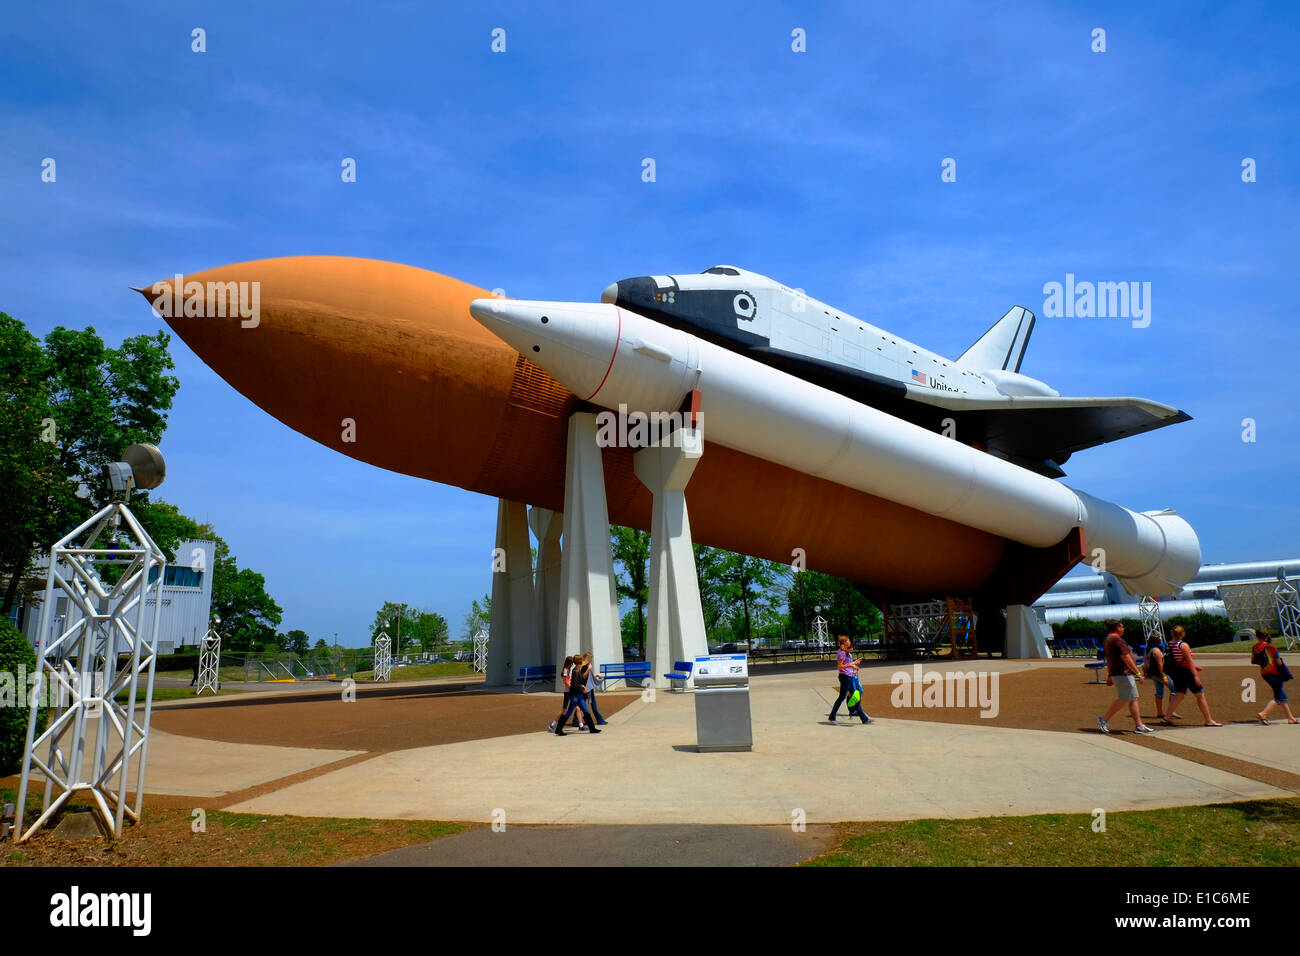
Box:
[140,257,1200,612]
[600,266,1189,478]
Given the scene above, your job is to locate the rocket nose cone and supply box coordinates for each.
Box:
[601,282,619,305]
[468,298,621,401]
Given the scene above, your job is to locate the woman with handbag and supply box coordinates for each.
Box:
[829,635,870,724]
[1252,630,1297,725]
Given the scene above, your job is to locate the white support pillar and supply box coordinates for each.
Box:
[1005,604,1052,658]
[486,498,539,686]
[556,412,623,690]
[529,506,564,666]
[634,428,708,687]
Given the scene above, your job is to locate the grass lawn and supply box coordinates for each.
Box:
[803,798,1300,866]
[1,788,466,866]
[1197,640,1269,654]
[351,661,477,681]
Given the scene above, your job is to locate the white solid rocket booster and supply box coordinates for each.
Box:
[469,298,1201,595]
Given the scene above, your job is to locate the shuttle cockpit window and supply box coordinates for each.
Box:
[704,266,740,276]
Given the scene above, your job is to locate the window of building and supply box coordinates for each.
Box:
[147,566,204,588]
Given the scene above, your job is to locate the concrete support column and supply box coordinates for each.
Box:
[1005,604,1052,658]
[486,498,539,686]
[634,428,708,688]
[556,412,623,691]
[529,506,564,666]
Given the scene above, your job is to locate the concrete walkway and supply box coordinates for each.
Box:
[341,824,837,867]
[225,663,1289,824]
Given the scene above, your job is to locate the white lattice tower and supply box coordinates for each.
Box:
[373,631,392,682]
[196,627,221,695]
[1274,576,1300,651]
[472,628,489,673]
[811,614,829,647]
[14,501,165,842]
[1139,595,1165,646]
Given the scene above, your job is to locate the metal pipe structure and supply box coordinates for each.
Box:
[1035,589,1110,609]
[1044,598,1227,625]
[469,299,1202,597]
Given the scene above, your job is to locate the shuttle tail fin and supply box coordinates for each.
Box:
[957,306,1035,372]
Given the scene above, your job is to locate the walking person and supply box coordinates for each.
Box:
[552,655,601,736]
[1252,629,1297,725]
[1163,625,1223,726]
[1097,620,1155,735]
[582,651,608,725]
[549,656,587,732]
[1144,635,1176,723]
[829,636,870,724]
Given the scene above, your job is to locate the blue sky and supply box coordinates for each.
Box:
[2,1,1297,645]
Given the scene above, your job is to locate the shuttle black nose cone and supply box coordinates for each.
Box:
[600,276,658,309]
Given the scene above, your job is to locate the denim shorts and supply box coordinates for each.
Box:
[1264,674,1288,703]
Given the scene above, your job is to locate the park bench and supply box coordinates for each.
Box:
[517,664,556,693]
[664,660,694,692]
[884,640,935,659]
[599,661,653,689]
[1085,660,1107,683]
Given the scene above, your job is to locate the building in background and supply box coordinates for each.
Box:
[8,538,215,655]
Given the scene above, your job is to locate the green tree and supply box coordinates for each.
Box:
[281,629,310,654]
[611,526,650,651]
[0,317,179,615]
[131,499,205,564]
[693,544,731,634]
[0,618,48,775]
[369,603,447,654]
[714,552,787,644]
[461,594,491,640]
[211,538,283,652]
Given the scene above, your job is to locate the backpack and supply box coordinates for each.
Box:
[1143,645,1162,679]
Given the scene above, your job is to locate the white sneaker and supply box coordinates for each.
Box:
[548,720,556,731]
[1135,725,1156,734]
[1097,716,1110,734]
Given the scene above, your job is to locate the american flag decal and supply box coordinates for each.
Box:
[912,369,927,385]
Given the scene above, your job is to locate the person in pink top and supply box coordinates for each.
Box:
[829,635,869,724]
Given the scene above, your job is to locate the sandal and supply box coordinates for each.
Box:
[1288,718,1298,724]
[1258,714,1270,725]
[1205,720,1223,727]
[1159,719,1175,726]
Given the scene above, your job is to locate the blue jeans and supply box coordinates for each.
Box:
[830,673,867,722]
[586,689,605,722]
[559,693,593,725]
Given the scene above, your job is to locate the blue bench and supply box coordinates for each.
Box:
[517,664,556,693]
[1085,660,1107,683]
[664,660,693,692]
[599,661,652,689]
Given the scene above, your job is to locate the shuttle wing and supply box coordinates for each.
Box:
[907,392,1192,474]
[747,345,1189,477]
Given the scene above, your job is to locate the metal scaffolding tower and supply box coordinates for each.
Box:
[1274,574,1300,651]
[1139,595,1165,646]
[373,631,392,682]
[196,623,222,695]
[13,500,165,842]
